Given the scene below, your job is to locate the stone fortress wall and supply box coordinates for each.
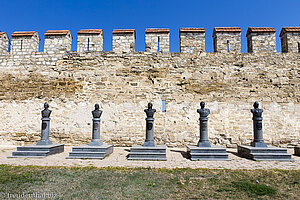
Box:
[0,27,299,148]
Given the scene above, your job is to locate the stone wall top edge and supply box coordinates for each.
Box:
[2,27,300,54]
[0,99,298,106]
[179,28,205,33]
[279,27,300,37]
[77,29,103,34]
[11,31,40,40]
[3,27,300,39]
[145,28,170,33]
[246,27,276,37]
[1,50,300,58]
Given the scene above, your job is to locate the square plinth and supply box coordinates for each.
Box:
[9,144,64,158]
[67,144,113,159]
[187,145,230,161]
[237,145,294,161]
[294,146,300,156]
[128,145,167,161]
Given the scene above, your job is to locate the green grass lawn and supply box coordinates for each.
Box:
[0,164,299,199]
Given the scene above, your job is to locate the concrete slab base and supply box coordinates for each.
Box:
[128,145,167,161]
[187,145,230,161]
[8,144,64,158]
[67,144,113,159]
[237,145,294,161]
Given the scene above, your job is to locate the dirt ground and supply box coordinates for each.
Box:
[1,146,299,170]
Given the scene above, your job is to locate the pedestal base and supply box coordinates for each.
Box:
[67,144,113,159]
[294,146,300,156]
[251,141,268,147]
[128,145,167,161]
[9,144,64,158]
[237,145,293,161]
[187,145,229,161]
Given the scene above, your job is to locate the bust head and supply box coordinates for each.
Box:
[200,101,205,109]
[148,102,153,109]
[42,102,51,118]
[44,102,49,109]
[92,103,102,118]
[253,101,259,109]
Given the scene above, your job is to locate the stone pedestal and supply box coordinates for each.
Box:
[89,117,103,146]
[294,146,300,156]
[9,144,64,158]
[67,104,113,159]
[187,102,229,161]
[67,144,113,159]
[237,102,293,161]
[9,103,64,158]
[238,145,293,161]
[128,103,167,160]
[187,145,229,161]
[128,145,167,160]
[144,116,155,147]
[37,117,52,145]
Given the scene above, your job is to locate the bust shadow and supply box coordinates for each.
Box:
[170,149,190,159]
[226,149,252,160]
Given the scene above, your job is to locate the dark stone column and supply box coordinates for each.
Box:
[197,101,211,147]
[37,102,53,145]
[143,103,156,147]
[251,101,267,147]
[89,104,103,146]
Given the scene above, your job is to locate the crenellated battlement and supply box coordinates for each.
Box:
[77,29,103,52]
[10,31,40,54]
[0,32,9,54]
[0,27,299,55]
[112,29,136,53]
[145,28,170,53]
[280,27,300,53]
[44,30,72,53]
[213,27,241,53]
[179,28,205,54]
[246,27,276,53]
